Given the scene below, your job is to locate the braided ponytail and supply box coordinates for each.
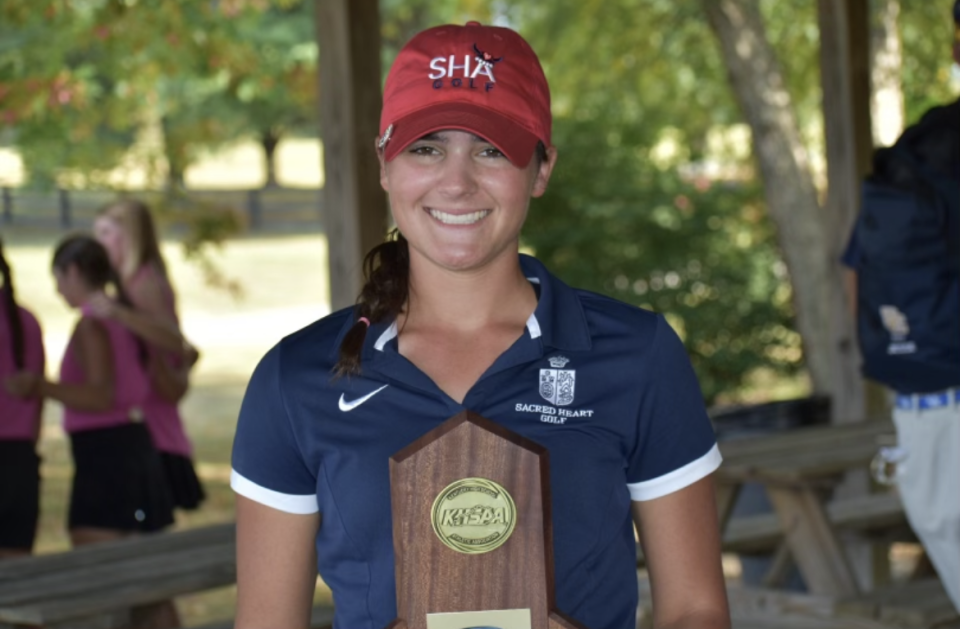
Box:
[334,229,410,377]
[0,238,25,369]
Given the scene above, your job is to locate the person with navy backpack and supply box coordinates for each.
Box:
[842,1,960,611]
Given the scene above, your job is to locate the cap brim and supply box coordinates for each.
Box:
[383,102,540,167]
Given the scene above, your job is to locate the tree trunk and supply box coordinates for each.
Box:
[701,0,836,399]
[160,116,186,191]
[261,129,281,188]
[869,0,904,147]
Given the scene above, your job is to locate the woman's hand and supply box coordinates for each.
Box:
[86,291,121,319]
[4,371,42,398]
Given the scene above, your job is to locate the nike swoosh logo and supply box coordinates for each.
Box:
[338,385,389,412]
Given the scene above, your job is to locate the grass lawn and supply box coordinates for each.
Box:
[4,227,333,624]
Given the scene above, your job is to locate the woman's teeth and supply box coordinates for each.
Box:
[429,209,490,225]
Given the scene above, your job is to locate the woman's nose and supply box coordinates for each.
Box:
[436,153,478,198]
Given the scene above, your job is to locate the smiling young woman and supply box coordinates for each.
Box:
[231,21,731,629]
[382,130,554,278]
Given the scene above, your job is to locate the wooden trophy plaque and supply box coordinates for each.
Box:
[386,410,588,629]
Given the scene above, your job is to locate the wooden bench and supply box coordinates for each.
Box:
[837,578,960,628]
[636,491,907,565]
[0,524,235,629]
[712,420,904,598]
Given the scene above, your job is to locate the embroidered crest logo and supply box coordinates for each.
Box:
[879,305,910,339]
[879,305,916,355]
[540,356,575,406]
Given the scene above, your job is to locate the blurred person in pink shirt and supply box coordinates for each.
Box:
[5,235,175,547]
[92,200,205,512]
[0,238,45,559]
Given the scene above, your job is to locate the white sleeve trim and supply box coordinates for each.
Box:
[230,469,319,515]
[627,443,722,502]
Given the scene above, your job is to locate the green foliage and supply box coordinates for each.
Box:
[0,0,317,188]
[159,1,318,185]
[899,1,958,123]
[157,191,247,297]
[379,0,499,67]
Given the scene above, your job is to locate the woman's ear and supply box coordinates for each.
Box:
[531,146,558,199]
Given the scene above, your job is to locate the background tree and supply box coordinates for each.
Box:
[173,0,318,188]
[699,0,957,413]
[0,0,315,189]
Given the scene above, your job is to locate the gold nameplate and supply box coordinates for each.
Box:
[426,608,532,629]
[431,477,517,554]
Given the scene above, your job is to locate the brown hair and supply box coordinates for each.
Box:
[0,238,25,369]
[53,234,147,364]
[334,229,410,377]
[97,199,168,282]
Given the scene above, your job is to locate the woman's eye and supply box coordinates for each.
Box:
[480,146,507,159]
[409,145,439,156]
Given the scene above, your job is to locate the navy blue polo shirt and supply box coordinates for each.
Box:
[231,254,720,629]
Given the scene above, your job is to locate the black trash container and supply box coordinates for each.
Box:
[710,395,831,591]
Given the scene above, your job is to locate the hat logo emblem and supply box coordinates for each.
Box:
[473,44,503,72]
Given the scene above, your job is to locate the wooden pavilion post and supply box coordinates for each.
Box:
[817,0,890,591]
[817,0,872,427]
[315,0,389,310]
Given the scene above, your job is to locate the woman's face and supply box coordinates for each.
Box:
[53,265,87,309]
[93,216,126,269]
[379,130,555,275]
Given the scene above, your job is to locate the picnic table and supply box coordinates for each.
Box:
[714,419,902,598]
[0,524,236,629]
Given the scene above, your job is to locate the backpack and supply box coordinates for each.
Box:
[853,125,960,393]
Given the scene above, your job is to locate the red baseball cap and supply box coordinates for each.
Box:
[379,21,551,167]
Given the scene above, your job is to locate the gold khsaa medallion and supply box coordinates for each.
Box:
[431,477,517,554]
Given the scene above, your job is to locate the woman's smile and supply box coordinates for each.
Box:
[426,208,491,226]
